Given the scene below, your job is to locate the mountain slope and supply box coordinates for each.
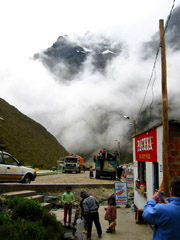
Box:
[0,98,68,169]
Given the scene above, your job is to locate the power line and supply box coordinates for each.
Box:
[137,0,176,119]
[137,46,160,117]
[149,68,156,120]
[164,0,176,35]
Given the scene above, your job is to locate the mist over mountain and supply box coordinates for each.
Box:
[141,5,180,58]
[29,5,180,161]
[33,33,124,80]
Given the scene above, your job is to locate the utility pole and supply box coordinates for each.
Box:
[159,19,170,197]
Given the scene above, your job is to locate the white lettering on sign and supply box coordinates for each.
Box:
[137,137,152,152]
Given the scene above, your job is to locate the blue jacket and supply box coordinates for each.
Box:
[143,197,180,240]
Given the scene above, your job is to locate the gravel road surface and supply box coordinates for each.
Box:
[33,171,116,184]
[32,171,118,201]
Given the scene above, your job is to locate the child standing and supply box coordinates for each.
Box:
[89,166,94,178]
[62,186,75,226]
[104,196,117,233]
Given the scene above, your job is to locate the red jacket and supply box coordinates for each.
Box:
[105,205,116,221]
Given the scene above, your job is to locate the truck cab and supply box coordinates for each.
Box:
[63,156,81,173]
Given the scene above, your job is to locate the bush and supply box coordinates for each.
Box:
[42,210,64,240]
[0,197,64,240]
[10,197,43,221]
[0,218,45,240]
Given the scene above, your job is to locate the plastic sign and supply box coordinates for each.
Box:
[135,128,157,162]
[114,182,128,205]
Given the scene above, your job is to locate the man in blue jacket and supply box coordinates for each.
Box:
[143,177,180,240]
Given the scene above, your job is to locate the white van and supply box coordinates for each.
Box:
[0,151,36,183]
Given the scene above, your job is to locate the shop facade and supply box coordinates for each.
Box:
[133,120,180,209]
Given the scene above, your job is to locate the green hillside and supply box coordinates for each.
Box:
[0,98,68,169]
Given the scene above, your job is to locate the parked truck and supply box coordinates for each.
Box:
[63,154,84,173]
[94,149,117,180]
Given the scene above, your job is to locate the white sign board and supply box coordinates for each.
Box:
[114,182,128,205]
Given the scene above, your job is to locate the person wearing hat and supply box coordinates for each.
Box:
[80,190,102,239]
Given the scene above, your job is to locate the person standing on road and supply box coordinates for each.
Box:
[143,177,180,240]
[89,166,94,178]
[104,196,117,233]
[62,186,75,226]
[80,190,102,239]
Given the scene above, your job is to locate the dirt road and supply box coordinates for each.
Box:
[52,206,153,240]
[97,206,153,240]
[33,171,116,184]
[34,172,153,239]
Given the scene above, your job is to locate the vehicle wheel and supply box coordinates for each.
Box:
[96,171,100,179]
[23,174,31,184]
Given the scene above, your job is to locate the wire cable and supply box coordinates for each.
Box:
[137,0,176,120]
[137,46,160,117]
[149,68,157,120]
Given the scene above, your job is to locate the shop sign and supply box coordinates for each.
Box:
[135,128,157,162]
[114,182,128,205]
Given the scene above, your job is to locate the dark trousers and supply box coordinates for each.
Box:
[64,205,72,224]
[87,212,102,238]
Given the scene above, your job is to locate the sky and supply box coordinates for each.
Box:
[0,0,180,155]
[0,0,179,58]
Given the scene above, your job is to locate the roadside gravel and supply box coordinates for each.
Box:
[32,171,117,201]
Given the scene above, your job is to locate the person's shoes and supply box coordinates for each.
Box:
[106,228,113,233]
[98,234,102,238]
[67,224,71,228]
[87,238,91,240]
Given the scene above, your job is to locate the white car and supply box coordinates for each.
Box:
[0,151,36,183]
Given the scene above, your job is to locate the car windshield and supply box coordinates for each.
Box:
[65,158,77,163]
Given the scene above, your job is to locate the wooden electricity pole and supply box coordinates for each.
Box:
[159,19,170,197]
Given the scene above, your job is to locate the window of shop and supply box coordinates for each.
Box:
[138,161,146,184]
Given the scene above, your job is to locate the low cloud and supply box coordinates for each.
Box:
[1,34,180,158]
